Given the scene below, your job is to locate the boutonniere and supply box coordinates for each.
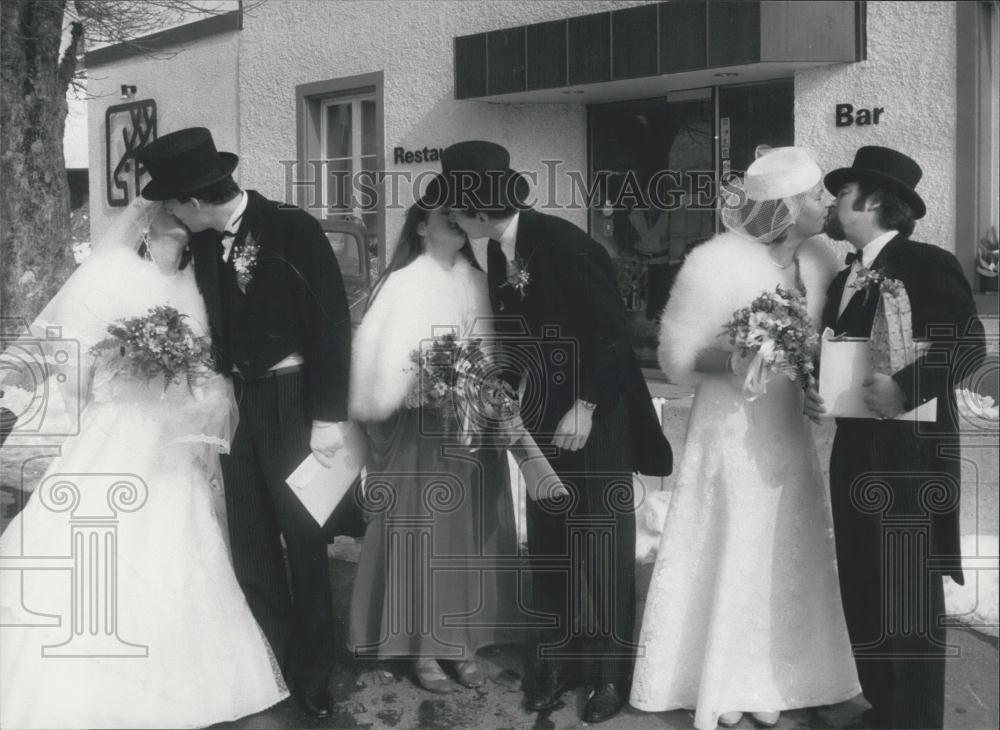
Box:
[501,253,535,300]
[850,267,904,303]
[231,232,260,292]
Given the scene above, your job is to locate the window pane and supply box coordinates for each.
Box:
[325,103,352,160]
[326,158,353,213]
[362,100,376,156]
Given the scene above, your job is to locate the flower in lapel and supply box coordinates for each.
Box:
[501,253,535,300]
[850,266,904,305]
[231,232,260,293]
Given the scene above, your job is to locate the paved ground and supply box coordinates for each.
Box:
[216,554,999,730]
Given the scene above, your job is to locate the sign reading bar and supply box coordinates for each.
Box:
[836,103,884,127]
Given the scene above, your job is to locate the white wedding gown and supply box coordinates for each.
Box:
[630,234,860,729]
[0,247,288,729]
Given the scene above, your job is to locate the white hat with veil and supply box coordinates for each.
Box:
[0,199,236,483]
[720,146,822,244]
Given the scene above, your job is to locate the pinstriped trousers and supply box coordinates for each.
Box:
[221,370,334,694]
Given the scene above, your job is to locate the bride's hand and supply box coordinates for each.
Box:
[728,350,755,378]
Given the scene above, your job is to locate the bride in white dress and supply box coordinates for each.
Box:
[629,148,860,729]
[0,200,288,729]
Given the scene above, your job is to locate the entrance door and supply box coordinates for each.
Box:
[588,79,794,370]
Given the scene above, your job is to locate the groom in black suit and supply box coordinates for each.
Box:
[138,128,352,718]
[807,146,985,729]
[442,141,672,723]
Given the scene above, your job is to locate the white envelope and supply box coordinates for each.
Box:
[286,422,366,526]
[818,328,937,421]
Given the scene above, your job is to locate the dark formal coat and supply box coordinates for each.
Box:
[822,234,985,584]
[502,208,672,476]
[189,190,351,422]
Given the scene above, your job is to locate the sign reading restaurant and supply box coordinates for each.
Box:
[393,146,446,164]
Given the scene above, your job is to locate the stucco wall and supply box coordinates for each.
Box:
[86,30,240,241]
[238,0,651,251]
[796,1,957,252]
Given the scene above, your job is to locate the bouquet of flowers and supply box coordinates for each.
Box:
[90,305,215,396]
[724,285,820,400]
[405,333,519,440]
[405,333,566,500]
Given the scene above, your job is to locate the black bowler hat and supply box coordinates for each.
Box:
[438,140,529,211]
[824,145,926,219]
[136,127,238,201]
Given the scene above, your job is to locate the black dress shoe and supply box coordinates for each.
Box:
[524,668,577,712]
[583,682,626,724]
[296,687,333,718]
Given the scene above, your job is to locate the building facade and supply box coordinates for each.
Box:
[85,0,999,367]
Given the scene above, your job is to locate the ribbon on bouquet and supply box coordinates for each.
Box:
[741,339,776,401]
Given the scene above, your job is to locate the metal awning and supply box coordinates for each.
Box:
[453,0,865,104]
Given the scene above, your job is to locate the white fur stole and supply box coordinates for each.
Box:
[657,232,840,385]
[348,255,492,422]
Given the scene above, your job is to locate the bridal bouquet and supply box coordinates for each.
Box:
[406,334,567,500]
[405,333,519,440]
[724,285,819,399]
[90,305,214,396]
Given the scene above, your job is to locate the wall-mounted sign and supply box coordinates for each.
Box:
[836,103,884,127]
[105,99,157,207]
[392,146,445,164]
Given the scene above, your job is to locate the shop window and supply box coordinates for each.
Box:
[957,1,1000,290]
[589,80,793,372]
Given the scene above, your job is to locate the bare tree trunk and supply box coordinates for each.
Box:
[1,0,80,326]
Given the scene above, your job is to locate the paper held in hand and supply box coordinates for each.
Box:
[818,328,937,421]
[508,433,569,501]
[286,422,366,527]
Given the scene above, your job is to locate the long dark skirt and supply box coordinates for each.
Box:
[348,407,525,659]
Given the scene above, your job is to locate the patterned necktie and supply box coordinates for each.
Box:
[487,238,507,312]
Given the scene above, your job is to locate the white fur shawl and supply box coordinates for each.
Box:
[348,254,492,422]
[657,232,841,386]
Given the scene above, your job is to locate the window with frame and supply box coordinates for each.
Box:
[297,73,385,282]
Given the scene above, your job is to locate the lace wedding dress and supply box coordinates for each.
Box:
[0,214,288,729]
[629,233,860,729]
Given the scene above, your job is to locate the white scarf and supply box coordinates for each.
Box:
[348,254,492,422]
[657,232,841,386]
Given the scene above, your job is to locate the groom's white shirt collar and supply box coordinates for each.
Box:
[838,229,898,317]
[221,190,249,262]
[470,212,519,272]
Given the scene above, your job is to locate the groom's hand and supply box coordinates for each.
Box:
[552,400,594,452]
[862,373,906,419]
[803,384,826,424]
[310,420,344,468]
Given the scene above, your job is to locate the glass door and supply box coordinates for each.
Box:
[588,79,794,371]
[589,90,716,369]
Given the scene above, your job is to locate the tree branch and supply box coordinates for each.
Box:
[58,20,84,89]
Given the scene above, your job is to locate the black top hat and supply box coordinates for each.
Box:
[824,145,926,219]
[439,140,529,211]
[136,127,239,201]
